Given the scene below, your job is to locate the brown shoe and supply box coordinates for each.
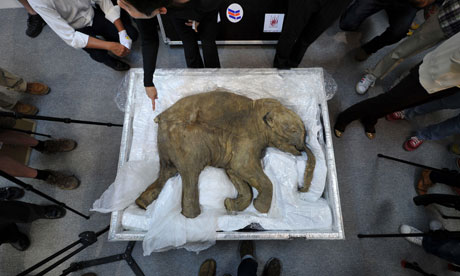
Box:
[44,170,80,190]
[416,169,435,195]
[262,258,281,276]
[13,102,38,115]
[198,259,216,276]
[25,82,50,95]
[38,139,77,154]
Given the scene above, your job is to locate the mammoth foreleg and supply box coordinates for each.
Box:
[136,166,178,209]
[224,169,253,212]
[238,165,273,214]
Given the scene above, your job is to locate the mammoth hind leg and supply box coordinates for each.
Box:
[224,169,253,212]
[136,166,178,209]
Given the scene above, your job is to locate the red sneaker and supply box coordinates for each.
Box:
[386,111,405,121]
[404,136,424,151]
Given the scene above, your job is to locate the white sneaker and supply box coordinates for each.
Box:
[399,224,423,246]
[429,220,444,231]
[356,73,376,95]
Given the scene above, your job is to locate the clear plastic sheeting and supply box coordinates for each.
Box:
[93,68,337,255]
[323,70,338,100]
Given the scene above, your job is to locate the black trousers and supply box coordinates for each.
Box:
[237,258,258,276]
[339,0,417,54]
[169,11,220,68]
[0,201,45,244]
[430,170,460,188]
[414,194,460,210]
[423,235,460,266]
[274,0,352,69]
[335,65,460,133]
[77,6,139,64]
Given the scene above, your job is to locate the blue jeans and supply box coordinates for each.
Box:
[404,92,460,140]
[339,0,417,53]
[423,235,460,265]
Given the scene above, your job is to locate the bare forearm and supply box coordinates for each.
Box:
[114,18,125,32]
[86,36,129,57]
[85,36,113,50]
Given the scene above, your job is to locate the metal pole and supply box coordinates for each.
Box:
[377,154,446,173]
[0,111,122,127]
[358,233,427,238]
[17,226,109,276]
[3,127,52,138]
[0,170,90,219]
[358,230,460,239]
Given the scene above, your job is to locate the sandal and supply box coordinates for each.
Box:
[416,169,435,195]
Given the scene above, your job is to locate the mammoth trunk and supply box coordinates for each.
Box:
[299,145,315,192]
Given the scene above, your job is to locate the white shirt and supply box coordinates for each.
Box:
[419,31,460,94]
[29,0,120,49]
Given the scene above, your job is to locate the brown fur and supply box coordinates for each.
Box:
[136,91,316,218]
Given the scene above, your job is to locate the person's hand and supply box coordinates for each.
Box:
[118,0,167,19]
[118,30,132,49]
[145,86,158,110]
[109,42,130,57]
[185,20,200,32]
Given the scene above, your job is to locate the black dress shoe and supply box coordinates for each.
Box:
[0,187,25,200]
[26,14,46,38]
[262,258,281,276]
[103,58,130,71]
[10,232,30,251]
[42,205,66,219]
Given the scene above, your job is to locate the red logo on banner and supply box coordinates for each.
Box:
[270,16,278,27]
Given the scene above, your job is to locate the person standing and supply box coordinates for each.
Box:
[0,67,49,115]
[339,0,424,61]
[385,92,460,151]
[273,0,353,69]
[355,0,460,95]
[118,0,221,110]
[167,0,222,69]
[334,30,460,139]
[0,192,66,251]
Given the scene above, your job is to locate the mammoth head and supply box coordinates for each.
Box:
[260,99,306,156]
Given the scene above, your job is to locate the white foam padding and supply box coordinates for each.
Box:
[93,69,332,255]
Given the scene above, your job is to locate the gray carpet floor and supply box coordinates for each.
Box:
[1,8,459,276]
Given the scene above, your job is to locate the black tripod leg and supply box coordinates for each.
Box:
[414,194,460,209]
[61,254,125,275]
[123,242,145,276]
[125,256,145,276]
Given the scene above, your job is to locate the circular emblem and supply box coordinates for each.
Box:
[227,3,243,23]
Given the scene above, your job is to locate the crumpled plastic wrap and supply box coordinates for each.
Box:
[94,68,334,255]
[323,70,338,101]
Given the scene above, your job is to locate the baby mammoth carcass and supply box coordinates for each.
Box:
[136,91,315,218]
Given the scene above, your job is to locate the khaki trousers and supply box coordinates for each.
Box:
[0,67,27,110]
[370,12,446,79]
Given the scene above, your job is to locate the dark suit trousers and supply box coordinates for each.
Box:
[335,65,460,133]
[169,11,220,68]
[0,201,44,244]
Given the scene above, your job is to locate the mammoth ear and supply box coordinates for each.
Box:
[263,111,275,128]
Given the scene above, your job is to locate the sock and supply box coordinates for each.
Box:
[32,140,45,152]
[35,170,50,180]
